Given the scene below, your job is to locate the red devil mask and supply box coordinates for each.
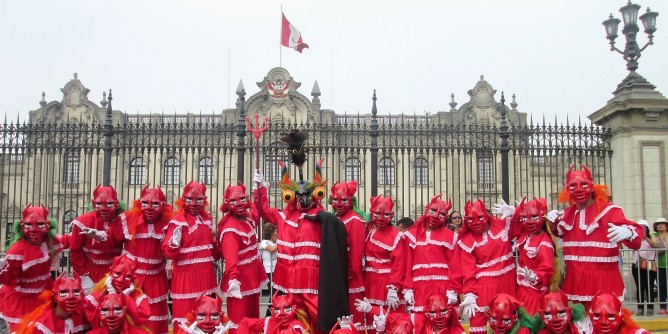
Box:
[387,314,415,334]
[21,204,50,245]
[424,195,452,230]
[370,195,395,229]
[540,291,572,334]
[140,185,166,223]
[487,293,521,334]
[53,273,83,314]
[464,199,489,234]
[92,185,119,222]
[589,293,623,334]
[99,293,127,333]
[424,292,453,331]
[192,295,224,334]
[565,165,594,207]
[518,197,548,235]
[110,255,137,293]
[182,181,207,216]
[272,292,297,329]
[222,182,250,218]
[329,181,357,217]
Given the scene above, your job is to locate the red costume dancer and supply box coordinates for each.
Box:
[384,313,414,334]
[70,185,124,291]
[363,195,405,332]
[17,273,89,334]
[117,185,172,334]
[589,293,649,334]
[329,181,366,325]
[253,129,349,333]
[218,182,268,333]
[458,199,517,334]
[486,293,535,334]
[549,165,643,306]
[84,254,150,329]
[403,195,461,314]
[236,292,311,334]
[87,293,150,334]
[174,295,232,334]
[163,181,218,326]
[0,204,69,331]
[537,290,592,334]
[511,197,555,314]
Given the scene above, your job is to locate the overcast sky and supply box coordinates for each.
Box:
[1,0,667,124]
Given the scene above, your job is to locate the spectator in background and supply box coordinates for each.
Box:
[650,217,668,314]
[447,211,463,233]
[632,220,656,316]
[396,217,414,232]
[259,223,278,296]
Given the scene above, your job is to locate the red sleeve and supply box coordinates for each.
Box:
[402,233,415,290]
[69,220,89,276]
[0,244,23,286]
[458,241,478,295]
[607,208,644,250]
[84,292,103,329]
[253,187,283,225]
[236,317,268,334]
[55,234,71,250]
[347,218,366,290]
[388,233,406,290]
[221,229,241,282]
[126,292,151,326]
[447,243,463,294]
[533,239,555,289]
[161,222,182,260]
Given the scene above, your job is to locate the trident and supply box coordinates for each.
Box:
[246,113,269,218]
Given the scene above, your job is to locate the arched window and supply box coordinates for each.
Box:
[129,157,146,185]
[379,157,395,185]
[477,150,494,190]
[164,157,180,185]
[63,210,77,234]
[199,157,214,185]
[63,151,80,184]
[345,157,361,182]
[413,157,429,185]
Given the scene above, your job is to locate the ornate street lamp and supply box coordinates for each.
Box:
[603,1,658,73]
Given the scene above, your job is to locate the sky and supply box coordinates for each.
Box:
[1,0,667,124]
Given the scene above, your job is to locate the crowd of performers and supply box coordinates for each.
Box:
[0,130,652,334]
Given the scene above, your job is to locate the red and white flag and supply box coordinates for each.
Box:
[281,12,309,53]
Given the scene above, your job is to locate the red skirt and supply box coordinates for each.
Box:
[0,286,44,330]
[562,268,624,302]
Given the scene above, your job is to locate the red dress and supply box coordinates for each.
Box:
[0,236,68,331]
[236,317,309,334]
[403,225,461,312]
[457,218,517,334]
[115,211,170,334]
[218,212,268,332]
[162,212,218,326]
[22,309,89,334]
[556,202,643,304]
[70,212,123,282]
[515,231,554,314]
[338,210,366,324]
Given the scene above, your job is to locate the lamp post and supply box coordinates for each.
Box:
[603,1,658,74]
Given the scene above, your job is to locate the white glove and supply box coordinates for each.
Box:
[403,289,415,305]
[252,170,269,189]
[227,279,242,299]
[170,225,182,247]
[492,199,516,220]
[179,321,199,334]
[461,293,481,319]
[213,321,233,334]
[373,305,387,333]
[81,274,95,293]
[123,284,135,296]
[81,227,107,241]
[105,276,116,293]
[338,316,353,330]
[517,266,538,285]
[386,286,400,310]
[354,298,373,313]
[547,210,563,222]
[446,290,459,305]
[607,223,633,243]
[0,256,7,270]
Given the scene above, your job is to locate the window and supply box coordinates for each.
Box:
[129,157,146,185]
[379,157,395,185]
[413,157,429,185]
[63,210,77,234]
[345,157,361,182]
[63,152,80,184]
[10,153,23,162]
[477,151,494,189]
[164,157,180,185]
[199,157,214,185]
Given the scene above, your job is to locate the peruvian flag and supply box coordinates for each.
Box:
[281,12,309,53]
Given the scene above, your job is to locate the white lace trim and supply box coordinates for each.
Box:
[148,294,169,304]
[561,241,617,248]
[566,289,625,302]
[72,323,90,333]
[469,325,488,333]
[365,256,391,264]
[0,312,21,323]
[82,246,103,255]
[149,314,171,321]
[520,237,554,258]
[5,254,23,261]
[349,286,365,293]
[219,227,255,244]
[17,273,51,283]
[563,255,619,263]
[277,239,321,249]
[86,294,99,307]
[404,231,416,244]
[133,228,165,240]
[91,258,114,265]
[458,233,490,253]
[476,263,516,279]
[239,244,257,255]
[135,294,148,306]
[367,229,402,251]
[278,211,299,228]
[517,278,546,291]
[414,275,450,282]
[222,285,263,297]
[342,215,365,225]
[366,298,386,306]
[364,267,391,274]
[180,244,213,254]
[137,268,163,275]
[171,287,220,299]
[123,251,165,265]
[176,256,214,266]
[35,322,54,334]
[238,253,261,266]
[412,263,449,270]
[271,283,319,295]
[22,243,51,271]
[477,252,514,269]
[14,285,45,294]
[277,253,320,261]
[71,220,86,231]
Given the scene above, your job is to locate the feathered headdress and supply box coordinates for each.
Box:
[281,129,310,181]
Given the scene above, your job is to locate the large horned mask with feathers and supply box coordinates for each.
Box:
[279,129,327,211]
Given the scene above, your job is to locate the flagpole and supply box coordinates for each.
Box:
[279,4,283,67]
